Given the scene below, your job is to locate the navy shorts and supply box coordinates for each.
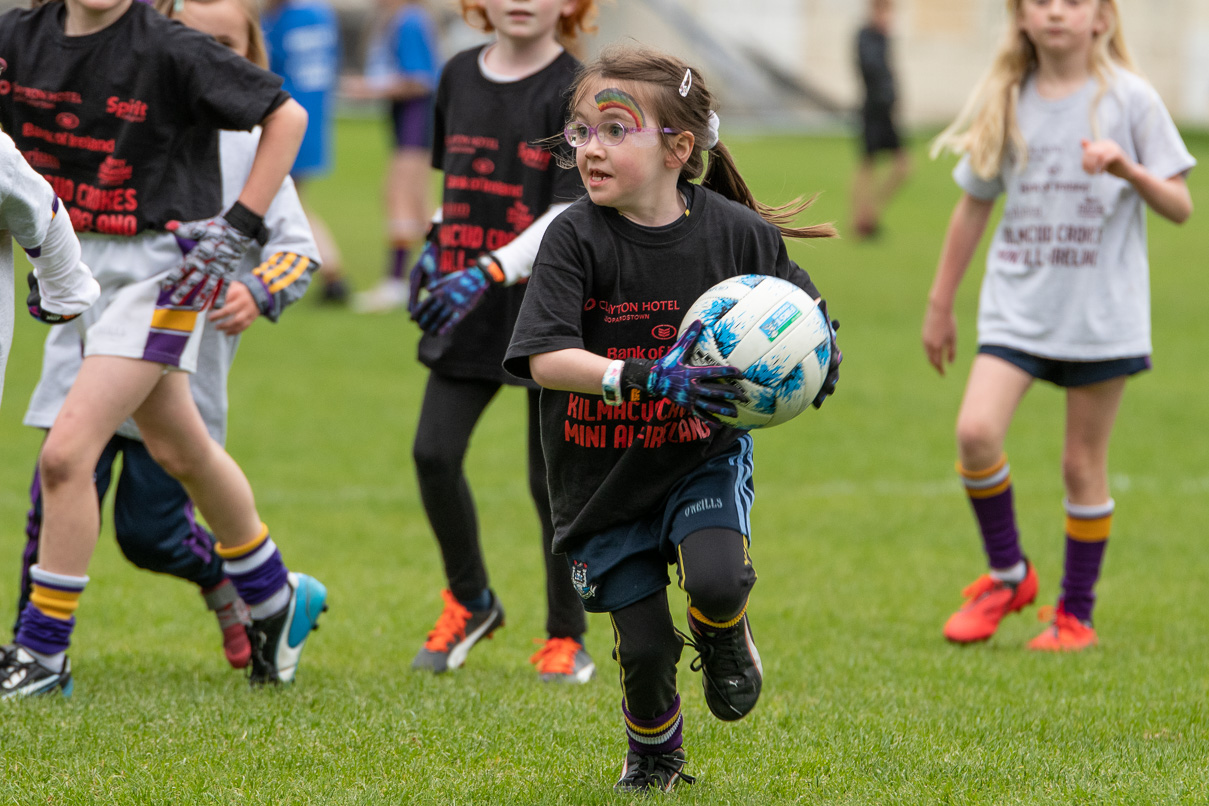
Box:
[391,96,435,150]
[566,434,755,613]
[979,344,1151,388]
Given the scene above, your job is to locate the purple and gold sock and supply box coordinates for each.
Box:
[623,695,683,756]
[959,455,1023,570]
[16,565,88,666]
[216,524,290,620]
[1061,499,1113,623]
[389,245,410,280]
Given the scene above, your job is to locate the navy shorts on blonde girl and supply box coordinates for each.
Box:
[979,344,1151,388]
[79,233,207,373]
[566,433,755,613]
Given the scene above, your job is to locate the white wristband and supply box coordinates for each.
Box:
[601,359,624,406]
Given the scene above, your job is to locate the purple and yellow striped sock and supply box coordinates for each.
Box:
[959,455,1023,570]
[623,695,683,756]
[16,565,87,658]
[216,524,290,620]
[1061,499,1113,623]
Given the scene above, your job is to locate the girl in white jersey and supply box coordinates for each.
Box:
[0,0,325,698]
[923,0,1193,651]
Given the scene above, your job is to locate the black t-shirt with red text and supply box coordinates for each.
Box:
[421,45,582,384]
[504,182,821,553]
[0,1,288,236]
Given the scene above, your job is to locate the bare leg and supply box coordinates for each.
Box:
[955,354,1035,472]
[386,147,432,242]
[874,148,913,215]
[1062,377,1127,505]
[851,156,877,238]
[37,356,169,575]
[132,370,262,548]
[354,147,433,312]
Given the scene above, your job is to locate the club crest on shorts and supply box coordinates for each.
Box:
[571,560,596,600]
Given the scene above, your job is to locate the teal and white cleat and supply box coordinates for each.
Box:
[248,573,327,685]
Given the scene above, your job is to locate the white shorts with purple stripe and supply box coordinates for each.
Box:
[78,233,205,373]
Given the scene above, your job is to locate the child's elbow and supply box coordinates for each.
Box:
[1176,199,1193,225]
[529,357,551,388]
[265,98,308,133]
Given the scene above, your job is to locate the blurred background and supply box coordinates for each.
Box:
[4,0,1202,129]
[335,0,1209,130]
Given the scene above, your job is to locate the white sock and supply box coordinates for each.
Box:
[26,646,65,673]
[990,560,1027,584]
[249,584,291,621]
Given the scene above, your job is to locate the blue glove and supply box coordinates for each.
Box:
[25,271,79,325]
[162,202,268,311]
[622,320,746,420]
[812,300,841,409]
[406,240,442,317]
[412,254,505,336]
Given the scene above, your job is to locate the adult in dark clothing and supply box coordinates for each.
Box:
[852,0,911,239]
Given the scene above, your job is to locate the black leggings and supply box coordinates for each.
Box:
[412,372,585,638]
[609,528,755,718]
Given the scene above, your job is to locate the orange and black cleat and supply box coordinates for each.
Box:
[943,561,1038,643]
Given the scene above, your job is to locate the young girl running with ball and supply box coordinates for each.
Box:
[924,0,1193,651]
[504,45,840,793]
[0,0,325,697]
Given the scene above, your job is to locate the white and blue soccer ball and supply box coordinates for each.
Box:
[681,274,831,429]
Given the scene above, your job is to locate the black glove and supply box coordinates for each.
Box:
[812,299,841,409]
[26,272,79,325]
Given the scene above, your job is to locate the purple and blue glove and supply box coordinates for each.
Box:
[406,240,442,318]
[621,320,747,421]
[412,253,506,336]
[162,202,268,312]
[812,299,841,409]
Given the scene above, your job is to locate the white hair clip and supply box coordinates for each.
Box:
[679,68,692,98]
[702,111,720,149]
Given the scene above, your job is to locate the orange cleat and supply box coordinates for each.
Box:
[943,561,1038,643]
[1027,603,1098,652]
[529,636,595,684]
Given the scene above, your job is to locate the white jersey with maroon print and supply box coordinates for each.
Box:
[955,68,1195,360]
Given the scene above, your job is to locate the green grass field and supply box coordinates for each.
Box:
[1,119,1207,804]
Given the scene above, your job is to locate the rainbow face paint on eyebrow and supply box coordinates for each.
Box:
[594,87,645,127]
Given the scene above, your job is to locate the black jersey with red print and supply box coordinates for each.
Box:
[505,182,821,552]
[421,45,582,385]
[0,1,288,236]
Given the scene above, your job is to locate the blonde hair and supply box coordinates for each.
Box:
[568,44,835,240]
[156,0,269,69]
[460,0,598,59]
[931,0,1136,179]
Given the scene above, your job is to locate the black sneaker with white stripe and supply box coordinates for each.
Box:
[687,612,763,721]
[0,643,73,699]
[614,748,694,793]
